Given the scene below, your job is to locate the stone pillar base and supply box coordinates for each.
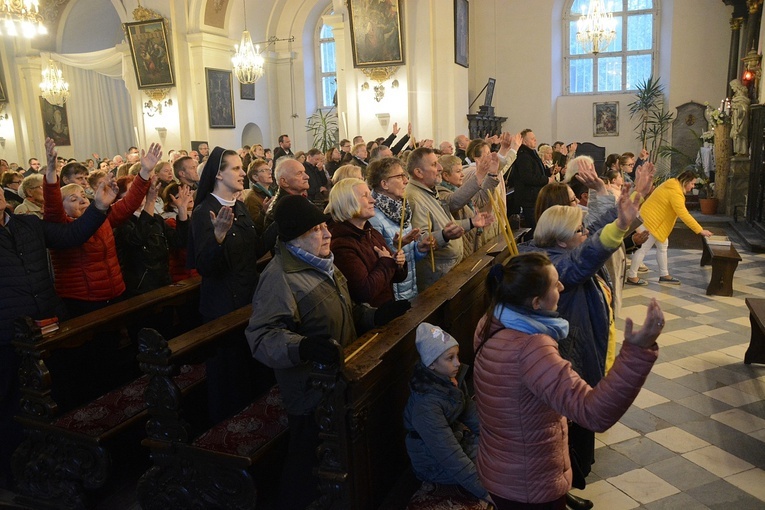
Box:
[727,155,750,216]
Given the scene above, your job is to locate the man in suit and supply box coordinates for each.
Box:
[272,134,294,166]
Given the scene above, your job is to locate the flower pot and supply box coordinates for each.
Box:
[699,198,719,215]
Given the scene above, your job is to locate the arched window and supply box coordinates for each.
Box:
[316,7,337,108]
[564,0,657,94]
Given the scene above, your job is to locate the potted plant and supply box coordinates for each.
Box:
[306,107,339,153]
[696,176,718,214]
[628,76,674,167]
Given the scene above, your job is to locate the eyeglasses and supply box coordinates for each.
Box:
[575,224,588,235]
[385,173,407,180]
[11,181,22,185]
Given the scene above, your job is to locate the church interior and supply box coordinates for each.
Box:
[3,0,765,509]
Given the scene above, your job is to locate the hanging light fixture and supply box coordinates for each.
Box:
[0,0,47,38]
[576,0,617,55]
[40,59,70,106]
[231,0,264,84]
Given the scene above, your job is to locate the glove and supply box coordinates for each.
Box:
[298,335,340,364]
[374,299,411,327]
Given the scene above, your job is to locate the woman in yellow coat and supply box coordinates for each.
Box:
[627,170,712,285]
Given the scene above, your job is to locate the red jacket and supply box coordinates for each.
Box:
[44,175,151,301]
[472,316,658,503]
[328,220,407,307]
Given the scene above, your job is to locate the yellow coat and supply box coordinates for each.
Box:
[640,178,702,243]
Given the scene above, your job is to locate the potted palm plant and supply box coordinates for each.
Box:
[306,107,338,153]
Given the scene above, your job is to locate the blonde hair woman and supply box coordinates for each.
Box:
[325,178,408,307]
[330,164,363,185]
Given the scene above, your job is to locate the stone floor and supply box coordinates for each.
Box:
[570,243,765,509]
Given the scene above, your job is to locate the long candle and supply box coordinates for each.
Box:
[398,195,406,252]
[427,213,435,272]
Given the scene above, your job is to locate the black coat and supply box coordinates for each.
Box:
[3,189,22,211]
[510,144,549,210]
[0,204,107,345]
[190,195,266,320]
[304,162,327,202]
[272,146,294,166]
[115,211,189,296]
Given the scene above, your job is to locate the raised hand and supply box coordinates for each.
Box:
[631,230,650,246]
[140,143,163,179]
[639,148,650,160]
[170,184,192,221]
[633,161,656,197]
[624,298,664,348]
[616,183,641,230]
[392,122,400,135]
[93,175,118,211]
[393,227,421,248]
[574,157,606,194]
[443,221,465,240]
[476,152,500,181]
[44,137,58,183]
[210,206,235,244]
[472,211,495,228]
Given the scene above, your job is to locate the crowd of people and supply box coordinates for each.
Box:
[1,123,716,509]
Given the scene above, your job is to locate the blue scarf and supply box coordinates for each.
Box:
[494,304,569,341]
[286,242,335,279]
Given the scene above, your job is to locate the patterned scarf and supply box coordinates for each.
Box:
[372,190,411,227]
[493,304,569,341]
[286,242,335,279]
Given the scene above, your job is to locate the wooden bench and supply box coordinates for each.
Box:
[700,237,742,296]
[11,276,203,509]
[309,238,514,509]
[745,298,765,365]
[136,306,289,510]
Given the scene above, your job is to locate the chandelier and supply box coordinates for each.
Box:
[576,0,616,55]
[360,67,399,102]
[232,30,265,84]
[143,88,172,117]
[231,0,265,84]
[0,0,47,38]
[40,60,69,106]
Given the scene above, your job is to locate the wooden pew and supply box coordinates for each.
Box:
[11,276,202,509]
[135,306,289,510]
[310,239,514,509]
[700,237,742,296]
[744,298,765,365]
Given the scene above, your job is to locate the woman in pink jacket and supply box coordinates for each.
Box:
[472,252,664,509]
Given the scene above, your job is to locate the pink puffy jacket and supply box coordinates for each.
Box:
[473,316,658,504]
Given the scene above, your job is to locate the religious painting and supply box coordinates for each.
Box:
[593,102,618,137]
[125,19,175,89]
[240,82,255,101]
[206,68,235,129]
[347,0,405,68]
[39,97,71,146]
[455,0,469,68]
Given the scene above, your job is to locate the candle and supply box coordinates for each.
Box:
[398,195,406,252]
[427,213,435,272]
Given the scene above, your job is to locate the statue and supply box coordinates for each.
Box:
[730,79,751,155]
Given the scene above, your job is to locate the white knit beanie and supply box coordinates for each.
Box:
[415,322,459,367]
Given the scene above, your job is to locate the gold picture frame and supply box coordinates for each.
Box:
[124,18,175,89]
[347,0,405,68]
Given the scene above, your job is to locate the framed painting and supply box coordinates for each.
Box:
[0,76,6,103]
[594,102,619,137]
[240,81,255,101]
[347,0,405,68]
[124,19,175,89]
[39,97,71,146]
[455,0,469,68]
[206,68,235,129]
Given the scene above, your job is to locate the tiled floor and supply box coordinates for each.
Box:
[570,244,765,509]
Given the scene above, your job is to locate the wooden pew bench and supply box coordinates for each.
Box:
[700,237,742,296]
[11,276,203,509]
[136,306,289,510]
[744,298,765,365]
[309,238,514,509]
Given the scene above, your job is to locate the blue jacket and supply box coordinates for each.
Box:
[519,231,615,386]
[403,362,486,499]
[368,206,425,301]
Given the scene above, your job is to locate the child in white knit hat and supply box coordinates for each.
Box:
[403,322,490,506]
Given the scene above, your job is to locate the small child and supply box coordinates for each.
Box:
[403,322,490,504]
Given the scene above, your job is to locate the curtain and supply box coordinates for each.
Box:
[46,49,135,159]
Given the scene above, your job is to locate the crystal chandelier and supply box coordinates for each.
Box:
[231,0,264,84]
[40,60,70,106]
[0,0,47,38]
[232,30,265,84]
[576,0,616,55]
